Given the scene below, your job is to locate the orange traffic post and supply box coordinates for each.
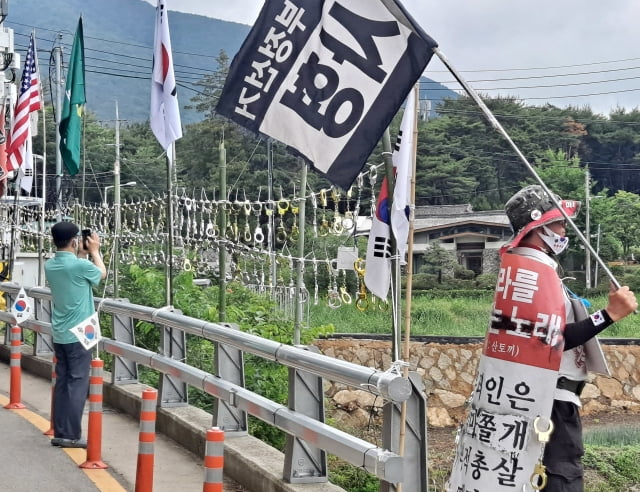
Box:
[135,388,158,492]
[44,355,57,435]
[203,427,224,492]
[4,325,25,409]
[80,358,108,469]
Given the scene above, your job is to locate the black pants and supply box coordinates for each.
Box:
[542,399,584,491]
[53,342,92,440]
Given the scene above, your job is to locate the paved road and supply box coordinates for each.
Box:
[0,361,246,492]
[0,399,104,491]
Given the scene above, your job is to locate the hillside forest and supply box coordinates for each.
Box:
[17,51,640,265]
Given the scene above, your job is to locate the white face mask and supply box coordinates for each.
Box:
[537,225,569,255]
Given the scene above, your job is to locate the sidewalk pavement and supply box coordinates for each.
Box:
[0,344,345,492]
[0,360,243,492]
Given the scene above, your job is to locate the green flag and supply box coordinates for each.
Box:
[59,17,86,175]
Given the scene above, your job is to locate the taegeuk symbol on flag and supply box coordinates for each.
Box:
[150,0,182,151]
[70,313,101,350]
[11,288,33,325]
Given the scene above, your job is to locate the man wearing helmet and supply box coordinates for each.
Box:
[502,184,637,491]
[448,184,637,492]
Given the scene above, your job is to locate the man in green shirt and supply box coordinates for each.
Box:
[45,222,106,448]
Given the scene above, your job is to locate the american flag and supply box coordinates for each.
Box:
[7,32,42,172]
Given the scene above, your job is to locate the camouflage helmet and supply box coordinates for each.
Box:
[503,185,580,250]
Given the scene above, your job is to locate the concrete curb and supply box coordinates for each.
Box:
[0,344,344,492]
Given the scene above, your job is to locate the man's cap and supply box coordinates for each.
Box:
[51,221,79,242]
[503,185,580,251]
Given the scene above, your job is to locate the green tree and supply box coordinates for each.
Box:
[593,191,640,261]
[419,242,458,277]
[531,149,586,201]
[186,50,230,120]
[581,107,640,193]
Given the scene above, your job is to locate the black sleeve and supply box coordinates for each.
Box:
[563,309,613,350]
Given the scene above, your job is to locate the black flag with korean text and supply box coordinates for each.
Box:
[216,0,437,189]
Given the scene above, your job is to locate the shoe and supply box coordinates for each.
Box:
[51,437,87,448]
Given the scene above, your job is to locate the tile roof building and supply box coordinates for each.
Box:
[412,204,512,275]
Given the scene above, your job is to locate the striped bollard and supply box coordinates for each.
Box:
[4,325,25,409]
[135,388,158,492]
[80,358,108,469]
[44,355,57,435]
[203,427,224,492]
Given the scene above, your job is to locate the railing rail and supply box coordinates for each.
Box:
[3,283,409,402]
[0,281,418,485]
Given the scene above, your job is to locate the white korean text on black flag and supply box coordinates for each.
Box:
[216,0,437,189]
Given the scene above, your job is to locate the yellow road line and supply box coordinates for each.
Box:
[0,393,127,492]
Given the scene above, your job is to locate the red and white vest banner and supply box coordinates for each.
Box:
[216,0,438,190]
[448,253,566,491]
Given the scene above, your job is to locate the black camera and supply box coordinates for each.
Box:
[81,229,91,249]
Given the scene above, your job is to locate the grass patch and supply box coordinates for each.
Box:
[328,456,379,492]
[584,426,640,446]
[584,445,640,491]
[310,294,493,336]
[310,292,640,338]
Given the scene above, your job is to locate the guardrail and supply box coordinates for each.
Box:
[0,282,428,490]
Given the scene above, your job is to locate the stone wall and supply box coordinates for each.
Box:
[482,248,501,274]
[313,338,640,427]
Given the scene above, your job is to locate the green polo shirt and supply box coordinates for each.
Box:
[44,251,103,344]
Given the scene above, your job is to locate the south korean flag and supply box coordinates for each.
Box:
[11,288,33,325]
[70,313,101,350]
[364,175,392,299]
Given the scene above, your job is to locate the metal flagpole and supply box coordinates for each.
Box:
[38,90,47,286]
[54,35,63,221]
[396,84,420,492]
[381,128,401,362]
[218,140,227,322]
[433,47,622,289]
[165,143,175,306]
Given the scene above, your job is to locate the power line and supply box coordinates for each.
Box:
[10,21,640,109]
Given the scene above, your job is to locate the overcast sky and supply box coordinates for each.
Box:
[147,0,640,116]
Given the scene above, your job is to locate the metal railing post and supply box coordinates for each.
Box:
[284,345,327,483]
[380,372,428,492]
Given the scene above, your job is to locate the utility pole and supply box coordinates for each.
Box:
[585,165,591,289]
[267,139,276,295]
[594,223,601,287]
[113,101,121,297]
[293,160,307,345]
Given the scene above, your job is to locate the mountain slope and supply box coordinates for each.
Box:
[7,0,250,123]
[6,0,457,123]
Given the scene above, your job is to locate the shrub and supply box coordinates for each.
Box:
[454,265,475,280]
[474,273,497,290]
[412,273,440,290]
[120,265,335,452]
